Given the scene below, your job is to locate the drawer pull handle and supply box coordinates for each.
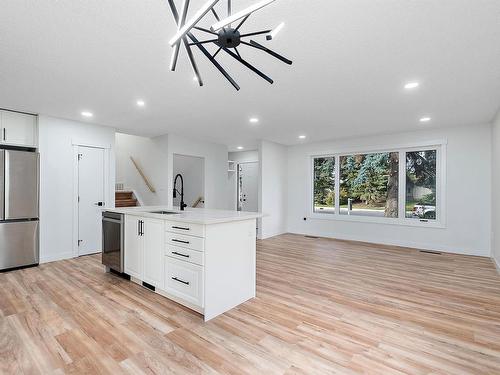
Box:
[172,277,190,285]
[172,239,190,244]
[172,251,190,258]
[172,226,190,231]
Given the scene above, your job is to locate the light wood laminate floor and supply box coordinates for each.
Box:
[1,234,500,374]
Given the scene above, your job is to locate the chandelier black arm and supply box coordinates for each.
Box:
[194,26,218,36]
[188,33,240,91]
[167,0,179,21]
[213,46,223,58]
[211,7,221,21]
[234,47,241,59]
[182,38,203,86]
[189,38,218,46]
[235,14,250,31]
[239,29,272,38]
[167,0,182,71]
[242,40,293,65]
[222,48,273,84]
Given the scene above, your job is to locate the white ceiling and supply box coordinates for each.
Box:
[1,1,500,151]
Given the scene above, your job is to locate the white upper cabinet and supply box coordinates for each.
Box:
[0,110,38,147]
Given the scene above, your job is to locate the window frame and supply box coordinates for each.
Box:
[308,140,447,228]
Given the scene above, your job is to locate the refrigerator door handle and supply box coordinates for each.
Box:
[4,150,9,217]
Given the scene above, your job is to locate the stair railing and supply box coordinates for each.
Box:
[130,157,156,193]
[192,196,204,208]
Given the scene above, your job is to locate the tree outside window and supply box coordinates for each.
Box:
[405,150,437,220]
[313,157,335,213]
[339,152,399,218]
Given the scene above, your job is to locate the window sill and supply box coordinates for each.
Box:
[308,212,446,229]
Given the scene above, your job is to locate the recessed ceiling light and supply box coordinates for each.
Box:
[81,111,93,118]
[298,135,306,139]
[249,117,259,123]
[419,117,431,123]
[237,146,244,150]
[136,100,145,107]
[404,81,420,89]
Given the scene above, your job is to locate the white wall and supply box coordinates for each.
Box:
[167,134,229,210]
[227,150,259,210]
[38,115,115,263]
[287,124,492,256]
[259,141,288,239]
[115,133,169,205]
[173,154,205,208]
[492,110,500,268]
[115,133,229,210]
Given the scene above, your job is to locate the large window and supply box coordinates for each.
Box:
[311,144,443,225]
[405,150,437,220]
[339,152,399,218]
[313,157,335,213]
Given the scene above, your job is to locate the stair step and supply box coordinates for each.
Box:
[115,191,133,200]
[116,199,138,207]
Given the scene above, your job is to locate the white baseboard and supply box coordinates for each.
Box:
[40,251,74,264]
[493,255,500,274]
[261,229,287,240]
[287,230,489,257]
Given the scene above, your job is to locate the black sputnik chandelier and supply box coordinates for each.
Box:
[167,0,292,90]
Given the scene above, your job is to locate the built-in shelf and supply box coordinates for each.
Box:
[228,160,236,173]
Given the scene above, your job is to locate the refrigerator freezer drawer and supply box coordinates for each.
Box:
[0,221,39,271]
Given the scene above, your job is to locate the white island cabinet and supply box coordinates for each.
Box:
[117,207,261,321]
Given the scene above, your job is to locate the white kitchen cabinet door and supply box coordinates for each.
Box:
[0,110,37,147]
[142,218,164,287]
[124,216,142,279]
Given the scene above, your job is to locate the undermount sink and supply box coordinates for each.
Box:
[149,210,179,215]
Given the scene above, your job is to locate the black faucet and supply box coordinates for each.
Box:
[173,173,187,211]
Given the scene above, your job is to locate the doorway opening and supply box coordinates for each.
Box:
[173,154,205,208]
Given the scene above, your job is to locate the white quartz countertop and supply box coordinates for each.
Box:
[103,206,263,225]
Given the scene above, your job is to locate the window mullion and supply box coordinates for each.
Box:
[398,150,406,221]
[334,155,340,215]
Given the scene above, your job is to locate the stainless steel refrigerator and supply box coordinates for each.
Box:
[0,149,39,271]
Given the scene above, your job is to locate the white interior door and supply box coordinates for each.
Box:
[78,146,105,256]
[238,162,259,212]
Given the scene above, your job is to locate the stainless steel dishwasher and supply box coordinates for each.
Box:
[102,211,124,273]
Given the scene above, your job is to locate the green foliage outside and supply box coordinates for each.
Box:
[313,157,335,209]
[339,153,395,206]
[405,150,437,205]
[314,150,436,218]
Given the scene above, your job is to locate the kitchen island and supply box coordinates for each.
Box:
[104,206,261,321]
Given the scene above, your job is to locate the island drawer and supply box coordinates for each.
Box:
[165,232,204,251]
[166,244,204,266]
[164,257,203,307]
[165,221,205,238]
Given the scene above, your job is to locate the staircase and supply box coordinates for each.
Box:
[115,191,138,207]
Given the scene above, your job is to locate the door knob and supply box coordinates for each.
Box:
[95,202,104,206]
